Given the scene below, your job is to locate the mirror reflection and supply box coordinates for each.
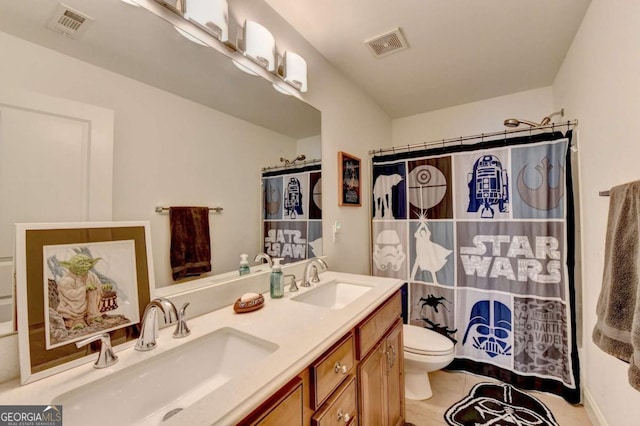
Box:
[0,0,321,335]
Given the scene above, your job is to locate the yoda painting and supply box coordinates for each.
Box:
[56,254,103,329]
[44,240,140,349]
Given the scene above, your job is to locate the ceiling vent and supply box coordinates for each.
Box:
[46,3,94,39]
[364,28,408,58]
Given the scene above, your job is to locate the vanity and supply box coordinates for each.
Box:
[0,270,404,425]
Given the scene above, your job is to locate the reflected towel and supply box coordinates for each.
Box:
[170,206,211,281]
[593,180,640,391]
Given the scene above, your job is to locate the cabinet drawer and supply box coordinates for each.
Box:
[356,291,401,360]
[311,376,357,426]
[240,377,303,425]
[311,333,355,410]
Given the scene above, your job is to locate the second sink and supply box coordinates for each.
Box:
[290,280,374,310]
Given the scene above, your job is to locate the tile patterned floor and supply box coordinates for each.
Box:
[405,370,592,426]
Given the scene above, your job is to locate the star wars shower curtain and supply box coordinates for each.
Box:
[262,164,322,264]
[371,131,580,403]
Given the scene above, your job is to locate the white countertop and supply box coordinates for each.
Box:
[0,271,403,425]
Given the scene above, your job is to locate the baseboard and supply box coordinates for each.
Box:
[583,387,607,426]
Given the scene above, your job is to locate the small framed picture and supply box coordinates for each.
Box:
[338,151,361,206]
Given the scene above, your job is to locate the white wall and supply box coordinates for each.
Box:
[553,0,640,424]
[0,31,298,289]
[392,86,554,145]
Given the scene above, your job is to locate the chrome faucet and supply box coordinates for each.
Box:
[254,253,273,268]
[135,297,178,351]
[301,258,328,287]
[76,333,118,369]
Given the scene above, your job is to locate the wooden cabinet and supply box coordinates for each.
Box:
[356,297,405,426]
[239,377,304,425]
[310,333,355,410]
[311,376,357,426]
[237,290,404,426]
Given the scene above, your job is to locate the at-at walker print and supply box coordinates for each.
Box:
[467,154,509,218]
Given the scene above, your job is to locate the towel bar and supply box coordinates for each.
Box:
[154,206,223,213]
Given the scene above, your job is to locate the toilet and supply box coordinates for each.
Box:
[403,324,455,400]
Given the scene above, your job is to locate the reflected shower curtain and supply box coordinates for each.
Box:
[371,131,580,403]
[262,164,322,264]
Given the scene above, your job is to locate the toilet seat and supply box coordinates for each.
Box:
[403,324,454,356]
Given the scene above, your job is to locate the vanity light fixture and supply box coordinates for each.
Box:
[233,20,275,75]
[183,0,229,42]
[280,51,307,92]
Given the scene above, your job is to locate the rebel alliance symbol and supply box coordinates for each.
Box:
[517,156,564,210]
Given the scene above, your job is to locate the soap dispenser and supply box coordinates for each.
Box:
[270,258,284,299]
[239,253,250,276]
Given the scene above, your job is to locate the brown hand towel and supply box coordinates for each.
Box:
[170,206,212,281]
[593,180,640,391]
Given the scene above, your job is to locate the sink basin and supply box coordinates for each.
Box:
[53,327,278,426]
[291,280,374,310]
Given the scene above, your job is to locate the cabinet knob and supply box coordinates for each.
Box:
[334,362,348,374]
[337,409,352,423]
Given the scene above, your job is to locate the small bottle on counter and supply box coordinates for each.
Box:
[239,253,250,276]
[270,258,284,299]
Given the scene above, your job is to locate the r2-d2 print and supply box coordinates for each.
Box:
[462,300,512,358]
[284,177,303,219]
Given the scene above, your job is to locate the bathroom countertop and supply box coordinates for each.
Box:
[0,271,403,425]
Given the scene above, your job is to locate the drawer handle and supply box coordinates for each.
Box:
[386,345,396,369]
[334,362,348,374]
[337,409,352,424]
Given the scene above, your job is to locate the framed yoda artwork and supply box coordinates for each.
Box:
[15,221,154,384]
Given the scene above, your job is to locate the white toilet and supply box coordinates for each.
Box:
[403,324,455,400]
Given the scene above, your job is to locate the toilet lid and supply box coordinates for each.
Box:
[403,324,454,355]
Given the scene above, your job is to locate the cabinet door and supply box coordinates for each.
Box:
[358,342,385,426]
[385,321,405,426]
[358,320,405,426]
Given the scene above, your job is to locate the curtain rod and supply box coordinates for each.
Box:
[369,120,578,156]
[261,158,321,172]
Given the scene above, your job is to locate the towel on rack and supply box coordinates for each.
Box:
[169,206,212,281]
[593,180,640,391]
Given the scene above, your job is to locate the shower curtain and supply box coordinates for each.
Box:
[262,163,322,264]
[371,131,580,403]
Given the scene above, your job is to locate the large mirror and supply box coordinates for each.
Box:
[0,0,321,336]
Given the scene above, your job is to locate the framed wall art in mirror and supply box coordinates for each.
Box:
[15,221,154,384]
[338,151,361,207]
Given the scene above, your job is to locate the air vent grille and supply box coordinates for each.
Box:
[364,28,408,58]
[47,3,94,38]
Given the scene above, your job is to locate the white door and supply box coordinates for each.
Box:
[0,88,114,330]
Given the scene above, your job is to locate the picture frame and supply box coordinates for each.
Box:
[15,221,154,384]
[338,151,361,206]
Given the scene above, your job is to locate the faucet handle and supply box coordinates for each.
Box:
[310,265,321,283]
[173,302,191,338]
[76,333,118,369]
[284,274,298,292]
